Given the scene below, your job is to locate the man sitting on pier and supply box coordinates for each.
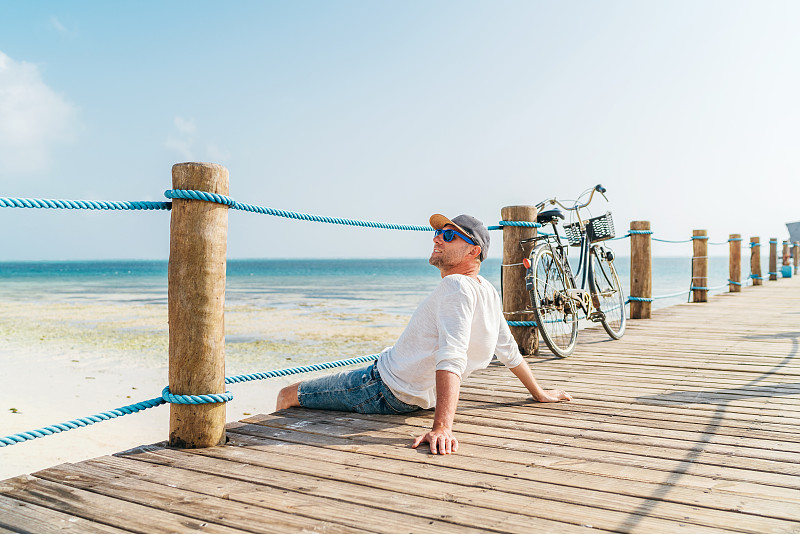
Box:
[276,213,572,455]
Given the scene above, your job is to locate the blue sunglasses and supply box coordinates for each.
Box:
[434,228,476,245]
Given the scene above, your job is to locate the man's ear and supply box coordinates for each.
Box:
[469,245,482,260]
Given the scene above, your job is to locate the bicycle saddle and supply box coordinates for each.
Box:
[537,209,565,223]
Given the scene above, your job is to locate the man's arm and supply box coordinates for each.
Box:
[509,362,573,402]
[411,369,461,455]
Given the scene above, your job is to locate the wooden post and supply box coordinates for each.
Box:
[501,206,538,355]
[729,234,741,293]
[794,242,799,275]
[629,221,651,319]
[769,238,778,281]
[168,162,229,448]
[750,237,762,286]
[692,230,708,303]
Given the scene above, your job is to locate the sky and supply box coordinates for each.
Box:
[1,0,799,261]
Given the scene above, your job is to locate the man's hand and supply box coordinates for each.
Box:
[534,389,573,403]
[412,426,459,455]
[509,362,573,403]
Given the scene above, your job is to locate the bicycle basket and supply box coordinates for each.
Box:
[563,211,615,246]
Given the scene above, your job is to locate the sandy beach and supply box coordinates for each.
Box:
[0,296,405,480]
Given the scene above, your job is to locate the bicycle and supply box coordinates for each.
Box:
[520,184,626,357]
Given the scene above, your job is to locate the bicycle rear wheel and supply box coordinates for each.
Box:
[590,247,626,339]
[529,244,578,358]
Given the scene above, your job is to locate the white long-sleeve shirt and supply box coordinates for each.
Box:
[376,274,525,409]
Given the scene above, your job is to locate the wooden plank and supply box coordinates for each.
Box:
[0,475,245,534]
[108,446,597,534]
[216,428,800,527]
[32,460,385,534]
[0,494,131,533]
[226,418,800,505]
[113,438,786,534]
[247,409,800,487]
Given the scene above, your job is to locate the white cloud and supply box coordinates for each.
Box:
[165,116,230,163]
[0,51,77,174]
[49,16,68,34]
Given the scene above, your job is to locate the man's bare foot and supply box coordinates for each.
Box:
[276,383,301,411]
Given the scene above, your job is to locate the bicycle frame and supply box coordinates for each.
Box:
[523,185,614,319]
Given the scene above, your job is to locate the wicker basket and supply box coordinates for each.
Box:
[563,212,615,246]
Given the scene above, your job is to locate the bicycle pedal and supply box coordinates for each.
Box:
[589,311,605,322]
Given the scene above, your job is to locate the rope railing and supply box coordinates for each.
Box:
[0,353,381,448]
[3,182,794,448]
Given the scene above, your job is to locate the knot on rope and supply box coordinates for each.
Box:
[164,189,236,206]
[161,386,233,405]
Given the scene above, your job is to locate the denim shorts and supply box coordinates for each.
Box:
[297,362,421,415]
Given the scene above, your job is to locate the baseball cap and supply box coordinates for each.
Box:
[429,213,490,261]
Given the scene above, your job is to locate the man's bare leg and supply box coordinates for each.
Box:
[276,382,302,411]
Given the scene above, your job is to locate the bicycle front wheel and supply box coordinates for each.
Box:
[529,244,578,358]
[590,247,626,339]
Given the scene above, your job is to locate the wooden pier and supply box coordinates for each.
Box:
[2,276,799,533]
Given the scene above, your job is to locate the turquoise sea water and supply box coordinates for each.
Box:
[0,254,772,313]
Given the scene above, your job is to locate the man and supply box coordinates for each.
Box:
[276,213,572,455]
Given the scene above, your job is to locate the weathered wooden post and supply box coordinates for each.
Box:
[729,234,741,293]
[750,237,762,286]
[769,238,778,281]
[168,162,229,448]
[501,206,538,355]
[794,242,799,275]
[692,230,708,303]
[629,221,652,319]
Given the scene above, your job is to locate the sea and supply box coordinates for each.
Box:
[0,256,768,328]
[0,256,768,314]
[0,255,772,314]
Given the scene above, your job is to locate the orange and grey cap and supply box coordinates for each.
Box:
[429,213,490,261]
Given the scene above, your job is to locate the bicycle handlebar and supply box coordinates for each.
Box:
[536,184,609,213]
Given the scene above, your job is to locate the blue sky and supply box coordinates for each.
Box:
[1,1,799,260]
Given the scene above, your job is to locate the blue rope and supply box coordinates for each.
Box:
[0,354,383,447]
[627,296,653,302]
[0,197,170,211]
[164,189,235,206]
[728,237,743,242]
[691,235,709,240]
[166,189,431,231]
[224,354,380,383]
[750,274,764,280]
[750,242,761,248]
[507,321,537,327]
[651,289,691,300]
[653,237,693,243]
[728,279,743,286]
[161,387,233,405]
[628,230,653,235]
[0,396,166,447]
